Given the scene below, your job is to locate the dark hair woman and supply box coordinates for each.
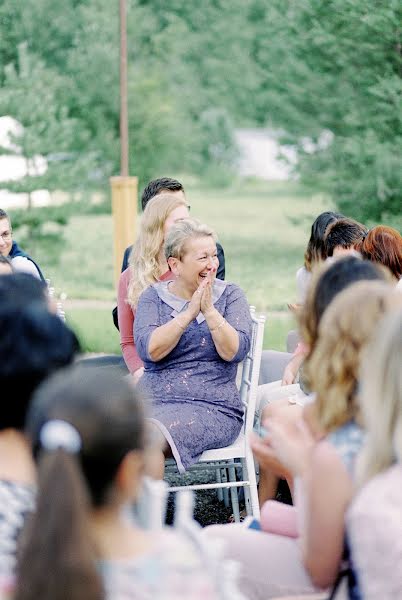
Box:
[0,299,77,583]
[296,210,343,303]
[15,366,225,600]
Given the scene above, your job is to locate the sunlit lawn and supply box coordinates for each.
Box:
[34,179,331,352]
[40,179,331,307]
[66,307,296,353]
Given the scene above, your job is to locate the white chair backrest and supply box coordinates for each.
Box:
[45,278,66,322]
[239,306,266,435]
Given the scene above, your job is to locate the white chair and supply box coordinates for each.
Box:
[166,307,266,522]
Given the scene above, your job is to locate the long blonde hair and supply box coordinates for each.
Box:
[307,281,402,433]
[127,193,188,307]
[357,309,402,485]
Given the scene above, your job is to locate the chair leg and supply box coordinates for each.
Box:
[216,468,223,502]
[246,452,260,519]
[241,458,253,516]
[228,465,240,522]
[221,467,230,507]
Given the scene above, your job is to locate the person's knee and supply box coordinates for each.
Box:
[261,399,287,422]
[262,399,301,426]
[261,404,273,421]
[147,421,167,449]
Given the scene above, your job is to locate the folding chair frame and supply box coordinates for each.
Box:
[166,307,266,522]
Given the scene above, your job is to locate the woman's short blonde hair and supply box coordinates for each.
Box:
[127,193,188,307]
[307,281,402,433]
[164,218,217,262]
[357,309,402,485]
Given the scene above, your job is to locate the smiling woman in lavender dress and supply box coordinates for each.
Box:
[134,219,252,474]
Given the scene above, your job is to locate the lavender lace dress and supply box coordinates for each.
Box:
[135,279,252,472]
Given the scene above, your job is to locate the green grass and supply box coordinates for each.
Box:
[66,306,296,354]
[34,214,116,300]
[29,179,331,352]
[189,180,331,312]
[264,312,297,351]
[36,180,332,309]
[66,308,121,354]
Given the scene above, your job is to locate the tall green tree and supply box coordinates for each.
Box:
[0,43,94,206]
[250,0,402,220]
[2,0,400,220]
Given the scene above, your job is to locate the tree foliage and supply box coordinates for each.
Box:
[0,0,400,220]
[249,0,402,220]
[0,43,96,202]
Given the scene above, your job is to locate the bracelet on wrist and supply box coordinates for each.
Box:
[210,317,226,332]
[175,316,186,331]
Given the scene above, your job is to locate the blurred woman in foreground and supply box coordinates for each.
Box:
[205,281,402,599]
[257,256,387,506]
[347,309,402,599]
[0,286,77,583]
[15,367,227,600]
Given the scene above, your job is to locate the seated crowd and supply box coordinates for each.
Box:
[0,177,401,599]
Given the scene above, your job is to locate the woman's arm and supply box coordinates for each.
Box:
[300,444,353,588]
[202,280,251,362]
[146,307,195,361]
[136,280,251,364]
[117,270,144,374]
[203,305,240,361]
[264,416,353,589]
[282,342,309,385]
[135,286,202,363]
[281,352,304,385]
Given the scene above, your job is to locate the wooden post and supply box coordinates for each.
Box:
[110,176,137,287]
[111,0,138,287]
[119,0,129,178]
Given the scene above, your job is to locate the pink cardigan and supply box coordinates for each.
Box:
[118,268,174,373]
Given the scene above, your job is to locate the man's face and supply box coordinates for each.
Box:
[0,219,12,256]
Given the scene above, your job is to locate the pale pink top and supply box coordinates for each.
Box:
[100,530,223,600]
[347,464,402,599]
[117,268,173,373]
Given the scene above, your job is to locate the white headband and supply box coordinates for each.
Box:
[39,419,82,454]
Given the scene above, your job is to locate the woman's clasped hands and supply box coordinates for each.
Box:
[186,269,216,320]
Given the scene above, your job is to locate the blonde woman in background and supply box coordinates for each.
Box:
[256,256,388,506]
[347,309,402,599]
[117,193,189,380]
[205,281,402,600]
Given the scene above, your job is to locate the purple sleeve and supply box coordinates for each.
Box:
[224,285,252,363]
[134,287,162,362]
